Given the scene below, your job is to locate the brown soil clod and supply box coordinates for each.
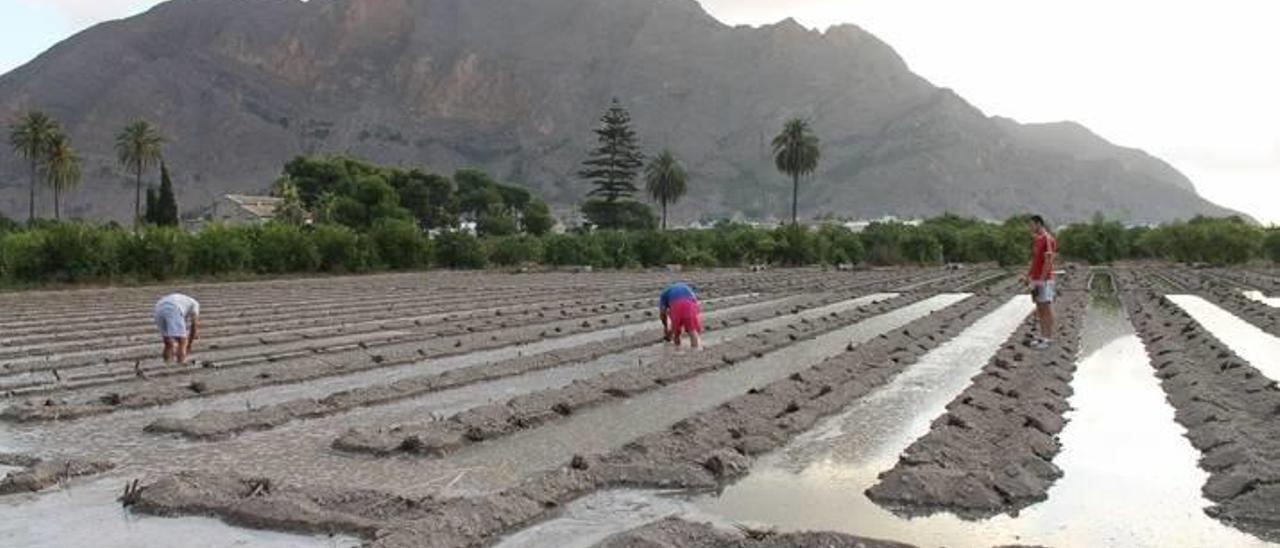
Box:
[703,449,751,479]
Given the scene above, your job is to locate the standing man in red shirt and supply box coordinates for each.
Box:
[1024,215,1057,349]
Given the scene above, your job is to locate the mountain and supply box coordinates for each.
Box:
[0,0,1238,224]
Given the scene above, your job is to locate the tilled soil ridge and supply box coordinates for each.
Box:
[0,269,792,333]
[1,291,672,397]
[1,295,769,422]
[0,284,652,361]
[1206,268,1280,294]
[144,293,846,441]
[0,452,115,496]
[331,293,920,457]
[1197,281,1280,338]
[865,278,1087,516]
[592,517,915,548]
[129,280,1014,548]
[4,269,954,421]
[1119,270,1280,539]
[1,269,814,385]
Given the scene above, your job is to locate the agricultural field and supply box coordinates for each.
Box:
[1,265,1279,548]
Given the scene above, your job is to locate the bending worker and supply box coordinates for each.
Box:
[153,292,200,365]
[658,281,702,349]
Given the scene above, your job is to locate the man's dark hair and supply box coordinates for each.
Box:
[1029,215,1046,227]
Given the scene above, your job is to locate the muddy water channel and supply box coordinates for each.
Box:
[505,291,1277,548]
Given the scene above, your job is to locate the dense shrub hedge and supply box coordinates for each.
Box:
[1057,215,1265,266]
[0,214,1273,285]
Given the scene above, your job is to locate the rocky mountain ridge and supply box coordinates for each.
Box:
[0,0,1236,224]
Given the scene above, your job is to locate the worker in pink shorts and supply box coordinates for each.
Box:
[659,281,702,348]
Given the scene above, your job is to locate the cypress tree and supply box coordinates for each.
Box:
[144,187,159,225]
[579,98,644,202]
[155,162,179,226]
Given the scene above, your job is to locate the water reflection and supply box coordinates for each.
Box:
[0,476,359,548]
[504,294,1276,548]
[463,294,967,497]
[683,293,1272,547]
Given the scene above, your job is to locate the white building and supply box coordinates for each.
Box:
[209,194,283,225]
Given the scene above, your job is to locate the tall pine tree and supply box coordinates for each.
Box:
[579,98,644,202]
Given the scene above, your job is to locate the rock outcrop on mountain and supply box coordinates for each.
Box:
[0,0,1236,223]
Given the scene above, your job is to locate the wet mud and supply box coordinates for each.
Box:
[676,273,1272,548]
[0,451,114,496]
[593,517,912,548]
[1,294,762,422]
[3,268,948,422]
[1119,270,1280,540]
[866,276,1087,516]
[144,292,862,440]
[126,275,1009,548]
[331,293,912,457]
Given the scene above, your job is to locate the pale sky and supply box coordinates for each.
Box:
[2,0,1277,223]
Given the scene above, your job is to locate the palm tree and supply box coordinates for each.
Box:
[115,120,165,229]
[644,149,688,230]
[43,131,81,220]
[316,190,338,224]
[772,118,820,226]
[9,110,60,222]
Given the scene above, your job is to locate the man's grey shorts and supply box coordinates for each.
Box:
[154,304,189,338]
[1033,280,1056,304]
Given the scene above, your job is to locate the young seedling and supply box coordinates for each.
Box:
[120,478,142,507]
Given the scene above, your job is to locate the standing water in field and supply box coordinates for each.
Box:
[0,294,900,547]
[1242,290,1280,308]
[502,285,1277,548]
[1169,294,1280,382]
[0,477,359,548]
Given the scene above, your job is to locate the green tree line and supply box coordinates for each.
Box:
[0,216,974,285]
[271,155,554,236]
[1057,214,1275,266]
[3,209,1277,286]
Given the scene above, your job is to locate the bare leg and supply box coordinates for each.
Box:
[689,331,701,349]
[162,338,175,363]
[1040,303,1056,340]
[173,337,189,364]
